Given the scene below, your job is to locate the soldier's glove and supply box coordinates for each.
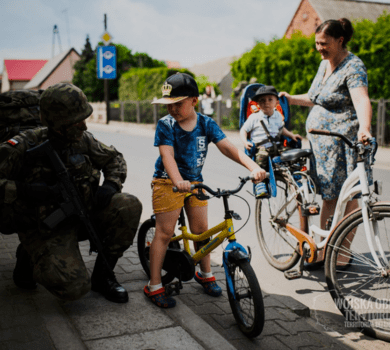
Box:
[94,180,119,210]
[16,181,61,204]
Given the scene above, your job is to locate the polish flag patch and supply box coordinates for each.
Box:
[7,138,19,146]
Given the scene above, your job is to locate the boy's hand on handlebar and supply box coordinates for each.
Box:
[250,167,267,183]
[174,180,192,192]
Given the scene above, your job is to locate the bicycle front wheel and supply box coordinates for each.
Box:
[137,218,177,285]
[226,260,264,338]
[256,174,301,271]
[326,204,390,341]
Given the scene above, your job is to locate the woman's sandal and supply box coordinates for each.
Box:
[143,286,176,308]
[194,272,222,297]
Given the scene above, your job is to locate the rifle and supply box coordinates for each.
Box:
[27,139,115,278]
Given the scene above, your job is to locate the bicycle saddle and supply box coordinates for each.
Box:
[279,148,312,162]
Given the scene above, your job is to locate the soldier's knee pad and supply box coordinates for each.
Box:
[34,253,90,300]
[110,193,143,220]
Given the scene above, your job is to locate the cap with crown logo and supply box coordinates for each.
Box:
[152,72,199,104]
[253,85,279,100]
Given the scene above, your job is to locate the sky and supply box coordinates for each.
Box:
[1,0,389,73]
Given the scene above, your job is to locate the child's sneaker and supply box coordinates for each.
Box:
[194,272,222,297]
[144,285,176,308]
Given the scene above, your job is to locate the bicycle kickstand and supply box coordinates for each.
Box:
[284,246,309,280]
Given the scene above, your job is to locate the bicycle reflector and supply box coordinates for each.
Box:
[301,166,307,171]
[374,180,382,195]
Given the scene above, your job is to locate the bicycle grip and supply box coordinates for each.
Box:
[308,128,331,136]
[172,185,196,193]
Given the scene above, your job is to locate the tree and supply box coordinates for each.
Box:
[72,40,166,102]
[231,12,390,100]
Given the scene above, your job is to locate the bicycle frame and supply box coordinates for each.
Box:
[276,138,387,270]
[170,217,238,264]
[171,213,253,299]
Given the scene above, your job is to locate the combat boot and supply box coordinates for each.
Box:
[91,254,129,303]
[13,244,37,289]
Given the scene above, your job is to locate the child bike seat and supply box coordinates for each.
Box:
[279,149,312,163]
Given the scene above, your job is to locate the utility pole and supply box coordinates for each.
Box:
[104,14,111,124]
[97,14,116,125]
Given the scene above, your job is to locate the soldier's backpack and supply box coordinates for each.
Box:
[0,89,43,143]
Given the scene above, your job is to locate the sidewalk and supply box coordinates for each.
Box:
[1,232,353,350]
[1,121,385,350]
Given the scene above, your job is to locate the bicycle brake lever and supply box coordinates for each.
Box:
[195,188,210,201]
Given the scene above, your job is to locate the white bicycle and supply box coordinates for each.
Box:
[256,128,390,341]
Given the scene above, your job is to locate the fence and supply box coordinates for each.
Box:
[92,97,237,130]
[89,98,390,147]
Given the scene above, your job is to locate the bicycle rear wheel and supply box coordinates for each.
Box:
[137,218,178,285]
[326,204,390,341]
[256,174,301,271]
[226,260,264,338]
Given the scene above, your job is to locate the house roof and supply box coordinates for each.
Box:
[24,48,80,89]
[164,61,181,69]
[4,59,48,81]
[189,56,237,84]
[309,0,390,22]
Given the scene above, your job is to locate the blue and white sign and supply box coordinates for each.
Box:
[97,46,117,79]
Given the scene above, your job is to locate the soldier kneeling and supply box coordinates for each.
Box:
[0,83,142,303]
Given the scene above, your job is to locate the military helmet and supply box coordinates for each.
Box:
[40,83,93,129]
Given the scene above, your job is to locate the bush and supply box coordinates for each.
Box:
[119,68,195,101]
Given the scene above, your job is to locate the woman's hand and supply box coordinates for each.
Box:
[250,166,267,183]
[358,127,372,145]
[278,91,291,103]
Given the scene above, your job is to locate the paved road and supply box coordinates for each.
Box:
[88,121,390,349]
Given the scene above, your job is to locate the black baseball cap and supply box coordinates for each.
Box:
[152,72,199,104]
[253,85,279,100]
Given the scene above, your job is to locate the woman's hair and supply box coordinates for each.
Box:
[315,18,354,48]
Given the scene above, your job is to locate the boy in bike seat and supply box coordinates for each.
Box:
[240,85,302,197]
[144,73,266,308]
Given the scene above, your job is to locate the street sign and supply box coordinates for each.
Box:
[97,46,117,79]
[101,31,113,45]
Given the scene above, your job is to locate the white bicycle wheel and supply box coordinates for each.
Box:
[326,204,390,341]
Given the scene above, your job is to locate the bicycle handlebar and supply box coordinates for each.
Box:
[308,129,354,147]
[308,128,378,160]
[173,173,270,197]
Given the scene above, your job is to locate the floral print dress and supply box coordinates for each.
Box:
[306,52,371,200]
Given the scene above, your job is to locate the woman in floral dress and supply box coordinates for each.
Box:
[280,18,372,264]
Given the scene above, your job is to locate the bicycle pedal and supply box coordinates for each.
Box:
[165,281,181,296]
[284,269,302,280]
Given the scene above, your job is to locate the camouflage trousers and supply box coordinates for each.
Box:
[255,145,290,169]
[17,193,142,301]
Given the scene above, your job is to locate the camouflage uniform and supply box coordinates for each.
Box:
[0,84,142,301]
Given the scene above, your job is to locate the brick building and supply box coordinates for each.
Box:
[285,0,390,38]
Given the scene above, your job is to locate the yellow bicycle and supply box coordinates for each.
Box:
[137,176,265,338]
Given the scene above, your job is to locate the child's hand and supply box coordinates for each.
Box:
[291,134,303,142]
[250,167,267,183]
[244,141,254,151]
[175,180,192,192]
